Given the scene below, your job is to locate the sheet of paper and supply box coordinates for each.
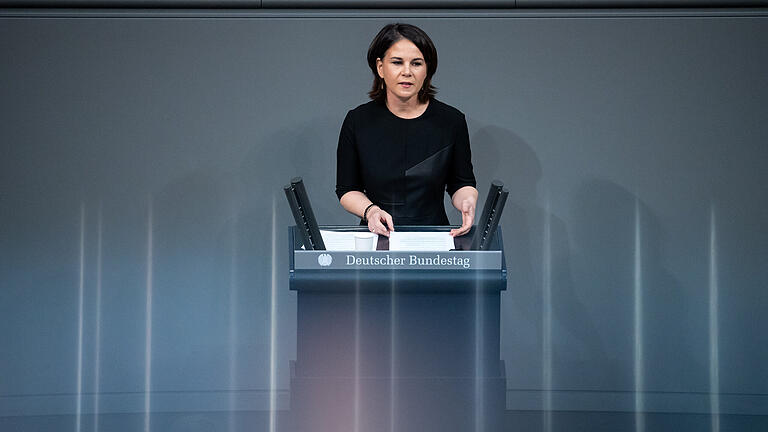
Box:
[388,231,455,251]
[320,230,378,251]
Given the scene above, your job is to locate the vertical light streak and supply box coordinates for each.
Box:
[229,205,240,432]
[474,272,484,432]
[93,204,104,432]
[389,271,397,432]
[269,197,278,432]
[76,203,85,432]
[143,198,154,432]
[634,198,645,432]
[709,205,720,432]
[542,198,553,432]
[354,270,361,432]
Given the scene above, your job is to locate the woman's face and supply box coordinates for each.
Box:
[376,38,427,104]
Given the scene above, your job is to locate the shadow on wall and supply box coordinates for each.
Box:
[470,122,702,394]
[570,179,702,393]
[119,115,343,399]
[469,123,610,391]
[238,115,338,209]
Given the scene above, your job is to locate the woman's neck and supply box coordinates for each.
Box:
[385,94,429,119]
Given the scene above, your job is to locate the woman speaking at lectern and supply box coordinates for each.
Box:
[336,23,478,237]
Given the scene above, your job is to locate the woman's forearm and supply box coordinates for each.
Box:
[451,186,478,210]
[339,191,376,219]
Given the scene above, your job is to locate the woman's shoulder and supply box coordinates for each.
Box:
[429,99,467,122]
[347,100,384,117]
[341,101,386,129]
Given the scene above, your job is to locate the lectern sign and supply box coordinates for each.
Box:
[295,250,501,270]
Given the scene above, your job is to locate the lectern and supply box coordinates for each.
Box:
[287,225,507,432]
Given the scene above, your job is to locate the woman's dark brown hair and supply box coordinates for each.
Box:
[367,23,438,104]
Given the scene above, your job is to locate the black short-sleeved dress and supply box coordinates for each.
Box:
[335,99,477,225]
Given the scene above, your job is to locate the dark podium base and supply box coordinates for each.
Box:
[288,290,506,432]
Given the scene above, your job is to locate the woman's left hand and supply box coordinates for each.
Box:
[450,198,475,237]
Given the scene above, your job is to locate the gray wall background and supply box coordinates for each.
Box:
[1,7,767,422]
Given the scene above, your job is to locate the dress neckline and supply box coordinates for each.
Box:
[383,99,434,120]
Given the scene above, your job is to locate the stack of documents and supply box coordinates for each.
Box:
[388,232,454,251]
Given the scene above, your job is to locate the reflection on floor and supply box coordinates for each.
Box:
[2,410,766,432]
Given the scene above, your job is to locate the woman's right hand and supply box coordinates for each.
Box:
[367,206,395,237]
